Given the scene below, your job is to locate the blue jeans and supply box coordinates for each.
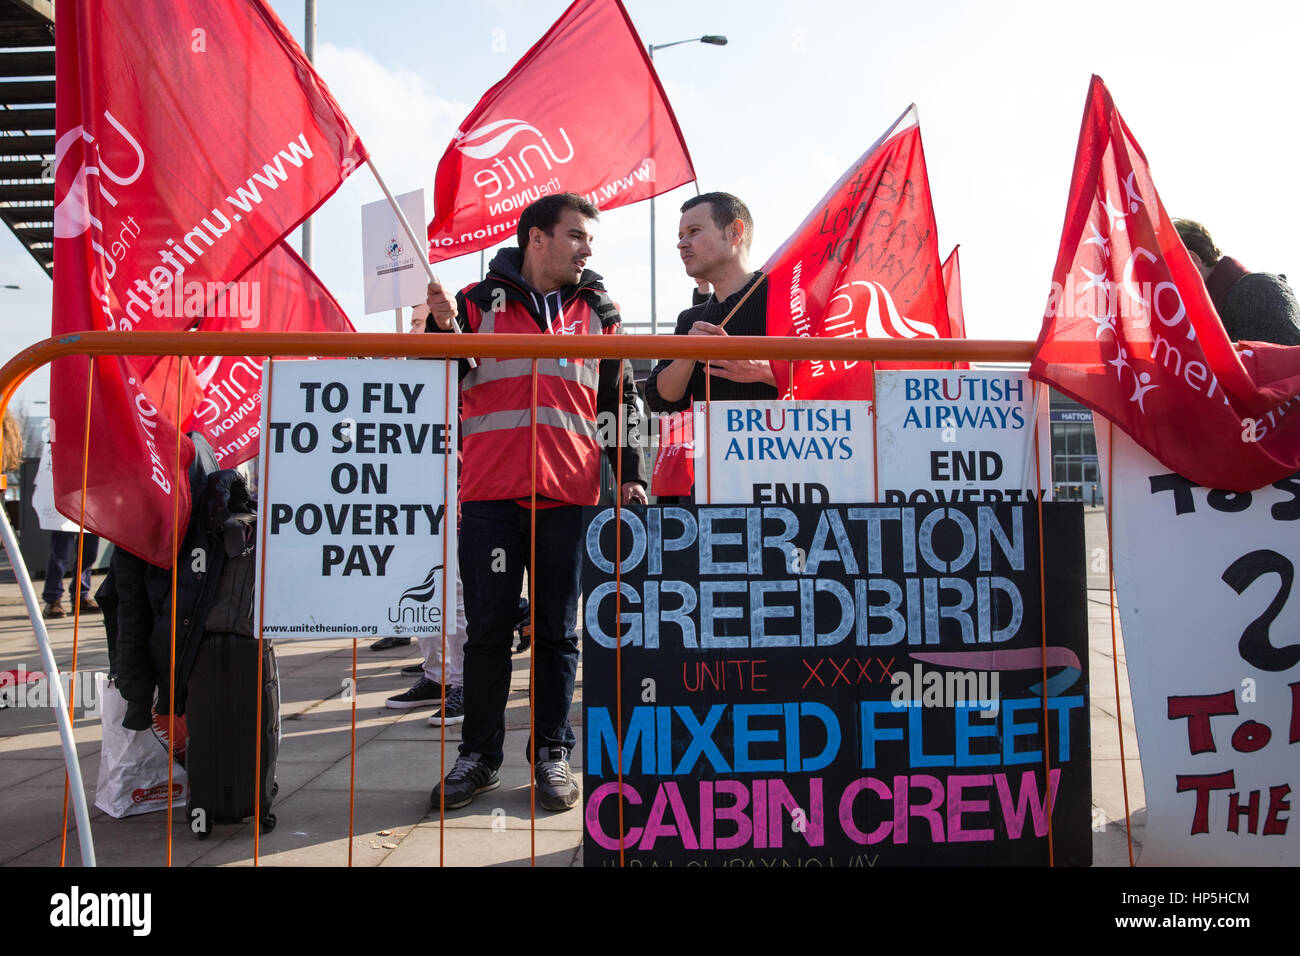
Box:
[42,531,99,604]
[458,501,581,769]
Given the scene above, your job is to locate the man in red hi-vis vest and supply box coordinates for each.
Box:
[425,193,647,811]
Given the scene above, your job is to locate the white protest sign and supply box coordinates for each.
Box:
[697,400,874,504]
[361,189,427,314]
[1101,424,1299,865]
[256,360,457,640]
[875,370,1051,504]
[32,442,78,532]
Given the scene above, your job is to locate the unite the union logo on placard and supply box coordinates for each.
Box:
[387,564,445,634]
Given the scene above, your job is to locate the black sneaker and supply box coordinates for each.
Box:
[430,753,499,810]
[370,636,412,651]
[426,685,464,726]
[401,663,425,675]
[385,676,442,710]
[535,747,579,811]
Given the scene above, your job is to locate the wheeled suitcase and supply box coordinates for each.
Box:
[184,632,279,839]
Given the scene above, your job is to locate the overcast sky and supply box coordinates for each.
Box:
[7,0,1298,412]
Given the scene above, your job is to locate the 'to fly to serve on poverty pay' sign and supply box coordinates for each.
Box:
[255,360,457,640]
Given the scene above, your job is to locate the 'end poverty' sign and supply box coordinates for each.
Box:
[875,371,1051,504]
[256,360,457,640]
[697,400,874,505]
[694,373,1049,508]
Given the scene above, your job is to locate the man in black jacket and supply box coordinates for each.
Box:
[645,192,778,413]
[103,433,221,733]
[1174,219,1300,345]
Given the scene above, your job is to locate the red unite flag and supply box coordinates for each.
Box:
[942,245,965,341]
[765,106,952,400]
[164,243,355,469]
[427,0,695,262]
[1029,76,1300,491]
[52,0,366,566]
[942,245,968,370]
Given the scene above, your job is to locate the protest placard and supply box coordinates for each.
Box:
[1101,425,1300,865]
[361,189,427,314]
[696,400,875,505]
[256,360,457,640]
[32,443,78,532]
[875,371,1051,505]
[581,502,1091,866]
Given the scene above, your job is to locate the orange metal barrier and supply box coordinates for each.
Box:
[0,332,1134,869]
[1,331,1036,407]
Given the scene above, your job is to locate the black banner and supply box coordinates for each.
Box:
[581,503,1090,866]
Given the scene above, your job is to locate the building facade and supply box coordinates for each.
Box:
[1050,393,1102,504]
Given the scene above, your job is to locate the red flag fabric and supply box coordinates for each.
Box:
[941,245,969,371]
[651,410,695,497]
[764,107,952,399]
[184,243,356,468]
[427,0,695,262]
[51,0,366,566]
[942,245,965,340]
[1029,76,1300,491]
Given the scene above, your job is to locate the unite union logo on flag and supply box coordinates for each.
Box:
[454,118,575,199]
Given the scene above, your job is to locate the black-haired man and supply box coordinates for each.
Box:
[645,191,777,412]
[425,193,646,811]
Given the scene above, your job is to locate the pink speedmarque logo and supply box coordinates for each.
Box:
[131,783,182,804]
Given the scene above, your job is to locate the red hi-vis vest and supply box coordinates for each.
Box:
[459,293,608,504]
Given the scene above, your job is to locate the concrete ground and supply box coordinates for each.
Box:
[0,506,1145,867]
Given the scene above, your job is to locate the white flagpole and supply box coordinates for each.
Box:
[0,507,96,865]
[1021,381,1045,498]
[365,159,477,367]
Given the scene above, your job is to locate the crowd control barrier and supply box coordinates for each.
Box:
[0,332,1137,868]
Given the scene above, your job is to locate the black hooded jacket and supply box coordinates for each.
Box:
[101,434,255,729]
[426,247,646,489]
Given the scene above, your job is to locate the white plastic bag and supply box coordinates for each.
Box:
[94,675,187,818]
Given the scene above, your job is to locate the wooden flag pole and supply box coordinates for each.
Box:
[716,271,767,330]
[1020,381,1045,497]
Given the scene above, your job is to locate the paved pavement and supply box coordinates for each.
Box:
[0,506,1145,867]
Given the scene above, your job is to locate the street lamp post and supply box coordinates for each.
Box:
[301,0,317,267]
[648,35,726,336]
